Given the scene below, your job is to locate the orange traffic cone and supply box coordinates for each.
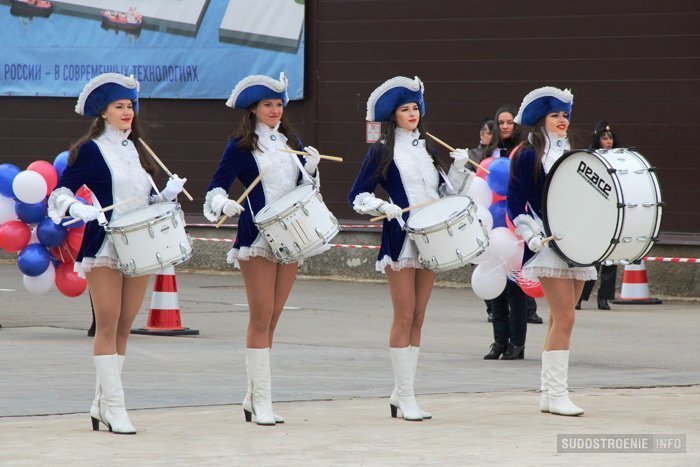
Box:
[131,267,199,336]
[612,261,662,305]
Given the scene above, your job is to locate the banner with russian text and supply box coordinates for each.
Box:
[0,0,305,99]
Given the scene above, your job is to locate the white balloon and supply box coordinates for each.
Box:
[508,238,525,271]
[470,260,507,300]
[12,170,47,204]
[0,194,18,224]
[23,263,55,294]
[29,226,39,245]
[489,227,520,263]
[467,177,493,208]
[475,203,493,231]
[470,246,492,265]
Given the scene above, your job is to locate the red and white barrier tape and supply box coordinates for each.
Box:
[644,257,699,263]
[190,238,699,261]
[187,223,381,229]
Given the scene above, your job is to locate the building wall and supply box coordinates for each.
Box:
[0,1,698,236]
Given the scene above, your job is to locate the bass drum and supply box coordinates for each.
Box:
[542,148,662,266]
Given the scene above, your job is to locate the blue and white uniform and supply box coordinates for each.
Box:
[349,128,473,272]
[203,122,320,267]
[48,123,163,277]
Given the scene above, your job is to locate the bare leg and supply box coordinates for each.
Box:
[386,267,417,348]
[86,268,123,356]
[268,262,297,347]
[116,274,151,355]
[540,277,578,350]
[409,269,436,347]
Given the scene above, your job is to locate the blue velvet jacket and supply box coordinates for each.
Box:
[507,146,545,264]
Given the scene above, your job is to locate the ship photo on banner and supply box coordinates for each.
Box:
[0,0,306,99]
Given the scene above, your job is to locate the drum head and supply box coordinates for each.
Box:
[543,150,621,266]
[255,184,314,222]
[108,202,177,229]
[406,196,471,230]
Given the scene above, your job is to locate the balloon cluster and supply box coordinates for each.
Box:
[466,154,543,300]
[0,151,88,297]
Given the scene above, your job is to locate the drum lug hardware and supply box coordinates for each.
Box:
[171,214,178,228]
[156,252,163,267]
[641,202,655,207]
[446,223,454,237]
[430,256,438,269]
[129,259,136,273]
[616,203,625,208]
[293,242,302,253]
[315,228,324,239]
[610,239,620,245]
[626,203,638,208]
[607,168,617,174]
[636,236,648,242]
[147,222,155,239]
[301,204,310,216]
[647,166,657,172]
[279,217,288,230]
[120,231,129,245]
[456,249,463,261]
[618,169,629,175]
[180,243,188,254]
[621,237,633,243]
[633,169,645,174]
[422,233,429,244]
[657,201,666,207]
[466,211,474,223]
[602,259,614,266]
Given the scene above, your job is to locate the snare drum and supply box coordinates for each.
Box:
[543,148,662,266]
[405,196,489,272]
[254,184,340,263]
[105,202,192,276]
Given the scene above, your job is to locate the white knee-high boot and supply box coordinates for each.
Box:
[245,348,276,426]
[94,354,136,434]
[390,346,432,419]
[389,347,423,421]
[546,350,584,416]
[91,354,125,430]
[243,349,284,423]
[540,351,550,413]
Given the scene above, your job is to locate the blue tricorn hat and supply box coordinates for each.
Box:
[514,86,573,126]
[366,76,425,122]
[75,73,139,117]
[226,72,289,110]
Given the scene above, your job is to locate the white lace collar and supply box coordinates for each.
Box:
[100,122,132,146]
[255,120,286,147]
[542,129,570,174]
[394,127,421,148]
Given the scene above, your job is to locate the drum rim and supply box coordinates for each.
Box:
[254,184,318,226]
[542,149,623,267]
[106,202,181,232]
[405,196,475,234]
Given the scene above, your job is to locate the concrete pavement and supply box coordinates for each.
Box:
[0,262,698,465]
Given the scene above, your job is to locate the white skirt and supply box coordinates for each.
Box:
[522,247,597,282]
[227,234,331,269]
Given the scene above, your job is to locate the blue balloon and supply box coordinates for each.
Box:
[0,163,21,198]
[486,157,511,197]
[37,217,67,247]
[489,200,508,228]
[15,200,48,224]
[18,243,51,277]
[53,150,70,179]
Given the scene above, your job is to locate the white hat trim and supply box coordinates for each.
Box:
[365,76,424,121]
[74,73,139,116]
[514,86,574,124]
[225,72,288,108]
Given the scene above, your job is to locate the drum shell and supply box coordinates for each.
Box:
[543,148,662,266]
[405,196,489,272]
[254,184,340,263]
[105,202,193,276]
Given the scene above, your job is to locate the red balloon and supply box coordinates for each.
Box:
[505,212,517,234]
[75,185,93,205]
[477,156,495,179]
[55,262,87,297]
[50,243,75,263]
[65,227,84,257]
[27,160,58,196]
[519,277,545,298]
[0,220,32,252]
[492,192,506,204]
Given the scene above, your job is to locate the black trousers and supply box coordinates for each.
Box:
[487,296,536,314]
[490,279,528,346]
[580,264,618,301]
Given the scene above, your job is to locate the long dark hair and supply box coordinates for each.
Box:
[231,108,301,152]
[590,120,620,149]
[68,112,157,176]
[484,105,523,158]
[512,118,575,184]
[365,116,442,182]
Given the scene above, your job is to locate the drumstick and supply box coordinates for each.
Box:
[369,198,439,222]
[425,132,491,174]
[63,197,138,226]
[138,137,194,201]
[278,147,344,163]
[215,168,269,228]
[541,235,562,244]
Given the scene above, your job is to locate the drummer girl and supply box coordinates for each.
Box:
[348,76,474,421]
[48,73,187,434]
[507,86,596,416]
[203,73,321,426]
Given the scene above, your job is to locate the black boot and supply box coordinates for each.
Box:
[483,343,506,360]
[527,310,543,324]
[487,312,493,323]
[575,299,582,310]
[597,296,611,310]
[501,343,525,360]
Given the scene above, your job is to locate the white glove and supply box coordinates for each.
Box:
[69,203,101,222]
[211,193,244,217]
[380,202,403,220]
[161,174,187,201]
[303,146,321,174]
[449,148,470,170]
[527,236,545,252]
